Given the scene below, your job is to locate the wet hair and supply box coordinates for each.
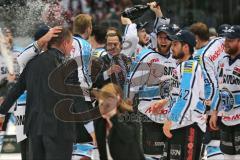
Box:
[190,22,209,41]
[48,27,72,47]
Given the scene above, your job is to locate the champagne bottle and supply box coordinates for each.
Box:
[121,2,161,20]
[121,4,150,20]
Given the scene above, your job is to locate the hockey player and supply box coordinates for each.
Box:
[210,25,240,160]
[125,24,176,158]
[190,22,228,159]
[163,30,206,160]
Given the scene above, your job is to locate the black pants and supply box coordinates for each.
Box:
[219,122,240,155]
[168,123,204,160]
[20,138,29,160]
[141,115,168,156]
[29,135,73,160]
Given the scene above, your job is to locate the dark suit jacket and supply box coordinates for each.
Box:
[0,48,77,140]
[92,53,131,89]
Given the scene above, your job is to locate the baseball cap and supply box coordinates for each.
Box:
[223,25,240,39]
[168,30,196,47]
[136,22,148,30]
[34,24,50,41]
[217,24,231,36]
[156,24,173,35]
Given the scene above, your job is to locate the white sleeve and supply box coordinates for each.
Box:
[121,24,139,57]
[17,42,40,72]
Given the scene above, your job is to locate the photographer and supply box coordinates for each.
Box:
[121,1,170,58]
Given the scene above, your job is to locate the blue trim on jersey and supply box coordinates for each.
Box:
[73,37,92,86]
[138,86,160,98]
[17,92,27,105]
[235,93,240,106]
[18,43,34,56]
[169,60,197,124]
[194,38,221,111]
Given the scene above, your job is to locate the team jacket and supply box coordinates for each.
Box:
[121,17,170,58]
[125,48,177,123]
[168,59,206,131]
[218,55,240,126]
[193,37,226,111]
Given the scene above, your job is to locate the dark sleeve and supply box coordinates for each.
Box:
[0,68,26,114]
[92,60,110,89]
[94,117,108,160]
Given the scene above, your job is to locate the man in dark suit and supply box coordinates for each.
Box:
[92,32,131,89]
[91,32,131,160]
[0,28,75,160]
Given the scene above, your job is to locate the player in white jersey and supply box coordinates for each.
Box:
[162,30,206,160]
[125,24,176,158]
[211,25,240,160]
[120,1,170,58]
[190,22,229,159]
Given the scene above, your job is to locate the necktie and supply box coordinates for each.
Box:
[112,55,127,86]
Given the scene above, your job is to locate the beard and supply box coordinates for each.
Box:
[225,46,238,56]
[172,51,185,59]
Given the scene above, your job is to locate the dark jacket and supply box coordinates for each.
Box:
[0,48,77,140]
[108,114,145,160]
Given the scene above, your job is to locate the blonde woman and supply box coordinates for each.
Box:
[93,83,144,160]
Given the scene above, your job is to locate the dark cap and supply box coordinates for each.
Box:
[34,24,50,41]
[157,24,173,35]
[169,30,196,47]
[136,22,148,30]
[217,24,231,36]
[223,25,240,39]
[170,24,181,34]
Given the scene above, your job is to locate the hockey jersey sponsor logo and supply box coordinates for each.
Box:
[209,44,224,62]
[233,67,240,77]
[223,74,240,85]
[222,113,240,122]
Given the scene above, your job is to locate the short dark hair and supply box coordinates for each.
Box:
[181,42,194,54]
[190,22,209,41]
[48,28,72,47]
[92,25,107,44]
[105,32,122,43]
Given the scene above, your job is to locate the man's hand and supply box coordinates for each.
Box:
[37,26,62,50]
[163,120,173,138]
[209,110,219,130]
[149,99,168,115]
[121,16,132,25]
[147,1,163,17]
[107,65,122,76]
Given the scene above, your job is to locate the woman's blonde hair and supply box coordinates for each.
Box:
[93,83,133,112]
